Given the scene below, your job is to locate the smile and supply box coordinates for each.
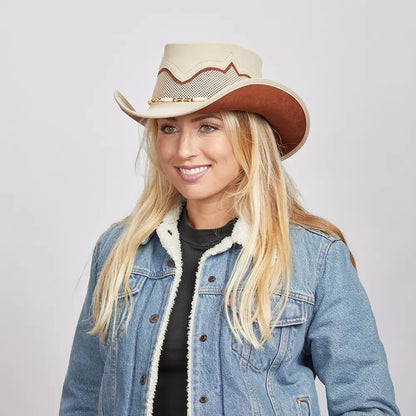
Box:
[176,165,211,182]
[179,166,209,175]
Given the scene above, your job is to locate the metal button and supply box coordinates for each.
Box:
[208,276,216,282]
[199,334,207,342]
[140,375,147,385]
[149,314,159,323]
[199,396,208,404]
[167,258,175,267]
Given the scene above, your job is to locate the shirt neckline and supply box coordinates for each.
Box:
[178,205,237,248]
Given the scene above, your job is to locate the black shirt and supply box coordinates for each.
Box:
[153,207,237,415]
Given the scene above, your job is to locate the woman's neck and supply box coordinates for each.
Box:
[185,199,236,229]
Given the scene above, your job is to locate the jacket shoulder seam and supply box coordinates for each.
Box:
[315,239,344,289]
[290,223,341,243]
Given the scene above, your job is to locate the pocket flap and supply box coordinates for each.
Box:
[270,294,308,327]
[117,273,146,298]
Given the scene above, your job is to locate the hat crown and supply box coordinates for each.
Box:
[151,42,263,101]
[159,42,263,81]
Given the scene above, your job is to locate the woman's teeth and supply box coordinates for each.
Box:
[179,166,208,175]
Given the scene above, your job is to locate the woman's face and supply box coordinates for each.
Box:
[155,113,240,207]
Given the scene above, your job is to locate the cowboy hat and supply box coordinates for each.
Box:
[114,42,310,160]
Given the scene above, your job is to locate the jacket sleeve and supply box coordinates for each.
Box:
[306,239,400,415]
[59,239,105,415]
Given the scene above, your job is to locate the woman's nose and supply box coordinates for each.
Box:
[176,128,199,159]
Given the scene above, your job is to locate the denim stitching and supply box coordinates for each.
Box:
[266,329,287,415]
[110,340,117,415]
[315,239,336,290]
[198,287,315,305]
[117,274,148,299]
[218,312,225,415]
[277,324,291,364]
[273,290,315,305]
[241,355,261,416]
[130,268,176,278]
[297,397,311,416]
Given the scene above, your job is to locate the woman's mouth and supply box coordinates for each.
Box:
[176,165,211,182]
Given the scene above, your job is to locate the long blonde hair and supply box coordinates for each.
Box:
[89,111,355,347]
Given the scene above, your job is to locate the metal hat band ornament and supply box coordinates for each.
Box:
[114,42,310,160]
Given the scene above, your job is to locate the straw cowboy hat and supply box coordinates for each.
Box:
[114,42,310,160]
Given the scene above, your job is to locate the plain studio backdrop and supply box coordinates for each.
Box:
[1,0,414,414]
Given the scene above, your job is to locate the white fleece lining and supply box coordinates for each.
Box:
[144,203,183,416]
[144,202,250,416]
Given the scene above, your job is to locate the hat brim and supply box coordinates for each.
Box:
[114,79,309,160]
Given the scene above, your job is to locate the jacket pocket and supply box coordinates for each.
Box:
[231,293,308,370]
[110,271,148,340]
[297,397,311,416]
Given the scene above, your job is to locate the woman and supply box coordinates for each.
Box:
[60,42,400,415]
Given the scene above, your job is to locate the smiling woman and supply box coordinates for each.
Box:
[154,114,240,228]
[59,42,400,415]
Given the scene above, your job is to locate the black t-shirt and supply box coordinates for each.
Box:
[153,207,237,415]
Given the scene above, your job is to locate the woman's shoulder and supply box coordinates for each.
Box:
[288,223,349,289]
[289,223,352,267]
[95,219,127,256]
[289,223,341,248]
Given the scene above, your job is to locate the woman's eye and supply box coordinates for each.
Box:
[200,124,217,133]
[160,125,177,134]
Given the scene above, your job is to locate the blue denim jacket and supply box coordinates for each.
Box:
[60,204,400,415]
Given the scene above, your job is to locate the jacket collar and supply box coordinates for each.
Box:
[152,200,250,247]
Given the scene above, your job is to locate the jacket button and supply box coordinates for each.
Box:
[167,258,175,267]
[149,314,159,323]
[199,334,207,342]
[140,375,147,385]
[199,396,207,404]
[167,229,172,235]
[208,276,216,282]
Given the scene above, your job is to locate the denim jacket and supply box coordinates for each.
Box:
[60,204,400,415]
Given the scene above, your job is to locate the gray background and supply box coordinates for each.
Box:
[1,0,414,414]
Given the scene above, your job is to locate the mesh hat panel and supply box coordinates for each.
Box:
[152,66,249,99]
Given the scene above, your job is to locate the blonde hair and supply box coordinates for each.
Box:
[89,111,355,347]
